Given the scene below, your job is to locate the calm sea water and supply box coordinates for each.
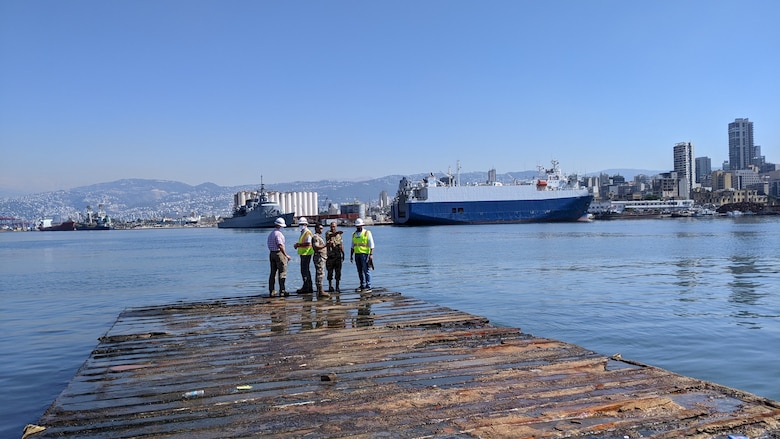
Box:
[2,218,779,437]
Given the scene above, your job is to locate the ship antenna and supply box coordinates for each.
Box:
[456,160,461,187]
[258,174,267,203]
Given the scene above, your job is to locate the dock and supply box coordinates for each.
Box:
[27,291,780,438]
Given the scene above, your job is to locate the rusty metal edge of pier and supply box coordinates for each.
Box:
[26,290,780,439]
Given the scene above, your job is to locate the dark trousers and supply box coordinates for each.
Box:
[300,255,313,292]
[326,256,342,281]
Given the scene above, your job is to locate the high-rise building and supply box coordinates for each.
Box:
[695,156,711,184]
[728,118,755,170]
[378,190,389,208]
[673,142,695,198]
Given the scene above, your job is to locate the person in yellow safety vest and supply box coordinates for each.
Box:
[293,217,314,294]
[349,218,374,293]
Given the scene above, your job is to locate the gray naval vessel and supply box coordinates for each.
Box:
[217,182,294,229]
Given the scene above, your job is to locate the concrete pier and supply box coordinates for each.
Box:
[27,291,780,438]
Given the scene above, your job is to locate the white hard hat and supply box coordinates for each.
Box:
[354,218,364,226]
[274,217,287,227]
[298,217,308,225]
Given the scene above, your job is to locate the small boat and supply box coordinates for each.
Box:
[218,180,294,229]
[691,208,716,217]
[391,160,593,225]
[670,210,693,218]
[184,213,201,224]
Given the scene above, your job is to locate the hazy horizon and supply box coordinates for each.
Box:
[1,166,675,199]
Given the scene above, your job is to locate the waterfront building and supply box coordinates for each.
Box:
[589,199,695,215]
[339,201,366,219]
[692,188,767,207]
[753,144,766,169]
[614,199,694,211]
[728,118,755,170]
[731,168,763,191]
[711,170,733,191]
[768,170,780,198]
[582,175,600,200]
[654,172,680,199]
[673,142,695,198]
[695,156,711,184]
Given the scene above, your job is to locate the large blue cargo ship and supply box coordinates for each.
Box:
[391,160,593,225]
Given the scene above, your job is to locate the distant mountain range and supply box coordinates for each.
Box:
[0,169,663,223]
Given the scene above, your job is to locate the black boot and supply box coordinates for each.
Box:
[335,280,340,292]
[280,279,289,297]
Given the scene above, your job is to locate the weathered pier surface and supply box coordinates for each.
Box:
[29,291,780,438]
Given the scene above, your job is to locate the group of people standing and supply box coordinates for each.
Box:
[266,216,374,299]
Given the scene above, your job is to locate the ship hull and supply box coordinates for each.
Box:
[392,195,593,225]
[218,212,295,229]
[75,224,112,230]
[39,220,77,231]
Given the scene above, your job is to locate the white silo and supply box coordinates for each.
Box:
[300,192,308,216]
[304,192,313,216]
[291,192,297,217]
[281,192,291,214]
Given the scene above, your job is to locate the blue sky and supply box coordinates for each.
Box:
[1,1,778,195]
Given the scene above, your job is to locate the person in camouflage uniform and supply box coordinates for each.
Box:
[325,222,345,292]
[312,223,330,298]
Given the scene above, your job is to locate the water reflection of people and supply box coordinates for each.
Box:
[301,301,314,331]
[270,308,288,333]
[327,304,347,329]
[356,296,374,328]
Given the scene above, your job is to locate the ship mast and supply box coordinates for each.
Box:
[259,175,267,202]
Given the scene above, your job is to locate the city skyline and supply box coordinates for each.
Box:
[2,1,779,196]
